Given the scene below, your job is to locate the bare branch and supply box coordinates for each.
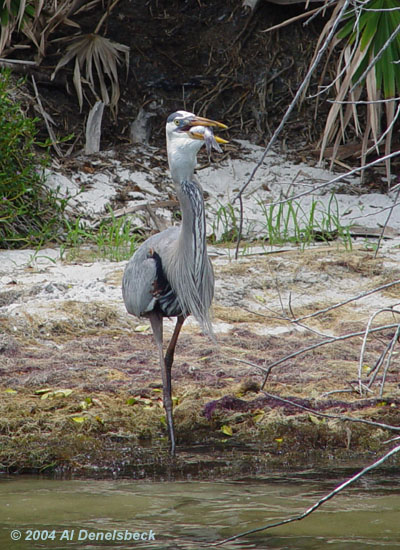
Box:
[31,75,63,156]
[328,97,400,104]
[260,323,400,387]
[221,355,271,374]
[374,186,400,257]
[261,5,322,33]
[245,150,400,208]
[214,444,400,546]
[379,325,400,398]
[232,0,351,204]
[358,308,400,394]
[259,390,400,431]
[293,280,400,323]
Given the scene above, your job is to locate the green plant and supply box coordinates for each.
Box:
[210,202,241,243]
[0,69,68,248]
[62,213,140,262]
[96,213,140,261]
[315,0,400,186]
[211,195,352,250]
[257,194,352,248]
[0,0,35,54]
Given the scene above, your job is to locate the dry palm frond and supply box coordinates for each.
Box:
[314,0,400,188]
[51,33,129,117]
[0,0,36,55]
[0,1,104,59]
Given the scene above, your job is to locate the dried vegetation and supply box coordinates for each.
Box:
[1,243,400,476]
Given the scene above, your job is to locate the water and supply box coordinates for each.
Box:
[1,470,400,549]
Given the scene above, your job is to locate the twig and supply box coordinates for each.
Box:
[100,200,178,220]
[233,0,350,203]
[31,75,63,156]
[260,323,399,388]
[261,390,400,431]
[328,97,400,104]
[241,149,400,208]
[366,338,395,390]
[241,305,335,339]
[261,6,322,33]
[375,186,400,257]
[94,0,122,34]
[293,280,400,323]
[379,324,400,398]
[0,58,37,66]
[233,0,351,250]
[221,355,270,374]
[358,308,400,394]
[145,203,165,232]
[214,444,400,546]
[320,388,355,397]
[234,195,244,260]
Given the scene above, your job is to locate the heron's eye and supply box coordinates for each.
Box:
[174,118,180,126]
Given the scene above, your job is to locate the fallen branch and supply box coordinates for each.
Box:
[293,280,400,323]
[214,444,400,546]
[261,390,400,432]
[261,5,322,33]
[379,324,400,397]
[31,75,63,156]
[99,200,178,220]
[358,308,400,394]
[259,323,399,387]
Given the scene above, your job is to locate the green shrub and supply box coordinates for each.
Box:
[0,69,67,248]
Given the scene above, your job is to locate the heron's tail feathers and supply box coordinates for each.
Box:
[171,255,215,342]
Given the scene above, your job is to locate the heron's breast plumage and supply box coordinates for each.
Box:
[122,178,214,336]
[122,227,182,318]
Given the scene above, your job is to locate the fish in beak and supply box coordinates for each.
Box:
[183,115,229,148]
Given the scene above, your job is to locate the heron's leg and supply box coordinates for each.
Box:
[164,315,185,387]
[149,311,176,456]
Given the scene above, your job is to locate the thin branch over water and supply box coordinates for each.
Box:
[214,444,400,546]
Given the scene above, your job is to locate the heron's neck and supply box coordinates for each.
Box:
[167,138,207,275]
[176,179,207,280]
[167,137,201,184]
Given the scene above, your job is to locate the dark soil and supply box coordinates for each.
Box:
[24,0,329,154]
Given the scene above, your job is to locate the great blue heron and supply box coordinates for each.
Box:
[122,110,228,455]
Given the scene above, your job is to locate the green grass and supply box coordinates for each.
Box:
[209,201,241,243]
[210,193,352,250]
[61,212,141,262]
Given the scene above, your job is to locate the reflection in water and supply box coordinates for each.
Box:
[0,472,399,549]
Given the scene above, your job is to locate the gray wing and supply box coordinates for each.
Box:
[122,227,181,318]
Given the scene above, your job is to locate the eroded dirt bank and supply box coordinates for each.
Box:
[1,240,400,478]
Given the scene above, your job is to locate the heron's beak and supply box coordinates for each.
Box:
[187,116,228,130]
[184,115,229,145]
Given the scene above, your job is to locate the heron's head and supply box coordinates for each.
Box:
[166,110,228,149]
[165,110,228,183]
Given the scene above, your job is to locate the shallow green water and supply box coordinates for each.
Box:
[1,470,400,549]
